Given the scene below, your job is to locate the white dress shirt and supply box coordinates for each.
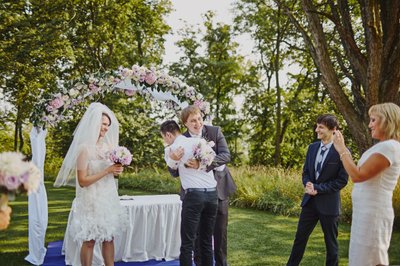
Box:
[164,135,217,189]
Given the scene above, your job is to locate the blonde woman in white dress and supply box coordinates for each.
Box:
[333,102,400,266]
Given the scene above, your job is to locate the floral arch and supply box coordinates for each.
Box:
[26,65,210,264]
[30,65,210,128]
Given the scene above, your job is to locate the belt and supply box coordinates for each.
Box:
[185,187,216,193]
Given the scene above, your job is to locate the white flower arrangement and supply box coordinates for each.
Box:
[0,152,41,203]
[185,139,216,171]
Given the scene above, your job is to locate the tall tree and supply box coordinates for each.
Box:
[275,0,400,152]
[0,0,73,151]
[170,12,258,164]
[234,0,333,167]
[0,0,172,153]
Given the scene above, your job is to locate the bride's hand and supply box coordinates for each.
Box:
[106,164,124,176]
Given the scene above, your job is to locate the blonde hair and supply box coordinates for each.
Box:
[368,102,400,141]
[180,105,202,124]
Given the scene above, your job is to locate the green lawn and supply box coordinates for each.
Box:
[1,182,399,265]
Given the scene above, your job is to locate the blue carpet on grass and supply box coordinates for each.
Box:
[43,240,180,266]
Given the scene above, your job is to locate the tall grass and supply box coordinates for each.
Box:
[230,166,400,227]
[230,166,303,216]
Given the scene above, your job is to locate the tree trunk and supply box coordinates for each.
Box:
[18,123,24,152]
[300,0,372,153]
[14,119,19,152]
[279,0,400,153]
[274,6,282,166]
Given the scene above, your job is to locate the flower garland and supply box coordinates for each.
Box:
[30,65,211,128]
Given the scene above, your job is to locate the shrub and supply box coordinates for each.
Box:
[118,167,180,194]
[230,166,303,216]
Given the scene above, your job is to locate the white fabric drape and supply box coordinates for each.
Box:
[114,79,189,109]
[25,127,48,265]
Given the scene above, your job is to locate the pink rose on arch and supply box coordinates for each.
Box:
[125,89,135,96]
[89,83,99,93]
[145,71,157,85]
[50,97,64,109]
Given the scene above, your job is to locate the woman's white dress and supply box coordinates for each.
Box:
[349,139,400,266]
[64,143,126,265]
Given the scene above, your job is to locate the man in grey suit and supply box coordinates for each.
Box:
[168,105,237,266]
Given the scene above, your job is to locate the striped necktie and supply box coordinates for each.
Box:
[316,145,327,177]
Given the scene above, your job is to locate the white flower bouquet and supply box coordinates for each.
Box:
[185,139,216,171]
[0,152,41,210]
[109,146,133,166]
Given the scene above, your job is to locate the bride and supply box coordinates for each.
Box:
[55,103,126,266]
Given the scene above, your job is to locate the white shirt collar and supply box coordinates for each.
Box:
[321,141,333,150]
[189,130,202,138]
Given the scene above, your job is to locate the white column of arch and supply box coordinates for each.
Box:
[25,127,48,265]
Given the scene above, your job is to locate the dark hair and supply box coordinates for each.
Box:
[102,113,112,126]
[160,120,181,135]
[316,114,339,130]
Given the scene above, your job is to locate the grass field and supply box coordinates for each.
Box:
[1,182,399,265]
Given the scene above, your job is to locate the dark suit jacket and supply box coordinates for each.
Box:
[301,142,348,216]
[168,125,237,200]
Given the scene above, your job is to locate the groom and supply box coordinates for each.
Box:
[169,105,237,266]
[160,120,218,266]
[287,114,349,266]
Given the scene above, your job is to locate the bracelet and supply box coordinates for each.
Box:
[340,151,351,161]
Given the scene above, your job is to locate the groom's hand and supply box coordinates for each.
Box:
[169,147,184,161]
[185,158,200,169]
[305,182,318,195]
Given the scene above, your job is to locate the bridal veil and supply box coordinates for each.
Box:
[54,102,119,187]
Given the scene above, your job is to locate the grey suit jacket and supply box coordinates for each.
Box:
[168,125,237,200]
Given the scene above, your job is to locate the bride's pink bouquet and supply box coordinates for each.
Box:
[185,139,216,171]
[109,146,132,166]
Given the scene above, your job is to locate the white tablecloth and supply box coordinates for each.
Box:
[63,194,182,266]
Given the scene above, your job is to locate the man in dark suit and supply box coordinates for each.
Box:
[168,105,237,266]
[287,114,349,266]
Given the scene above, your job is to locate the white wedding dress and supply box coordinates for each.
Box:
[64,143,127,266]
[349,139,400,266]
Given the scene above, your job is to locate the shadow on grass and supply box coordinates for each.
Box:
[227,206,400,266]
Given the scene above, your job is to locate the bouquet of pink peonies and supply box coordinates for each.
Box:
[0,152,41,211]
[187,139,216,171]
[109,146,133,166]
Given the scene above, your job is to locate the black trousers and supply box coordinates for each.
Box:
[195,198,229,266]
[287,198,339,266]
[180,190,218,266]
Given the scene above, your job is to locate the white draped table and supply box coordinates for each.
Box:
[62,194,182,266]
